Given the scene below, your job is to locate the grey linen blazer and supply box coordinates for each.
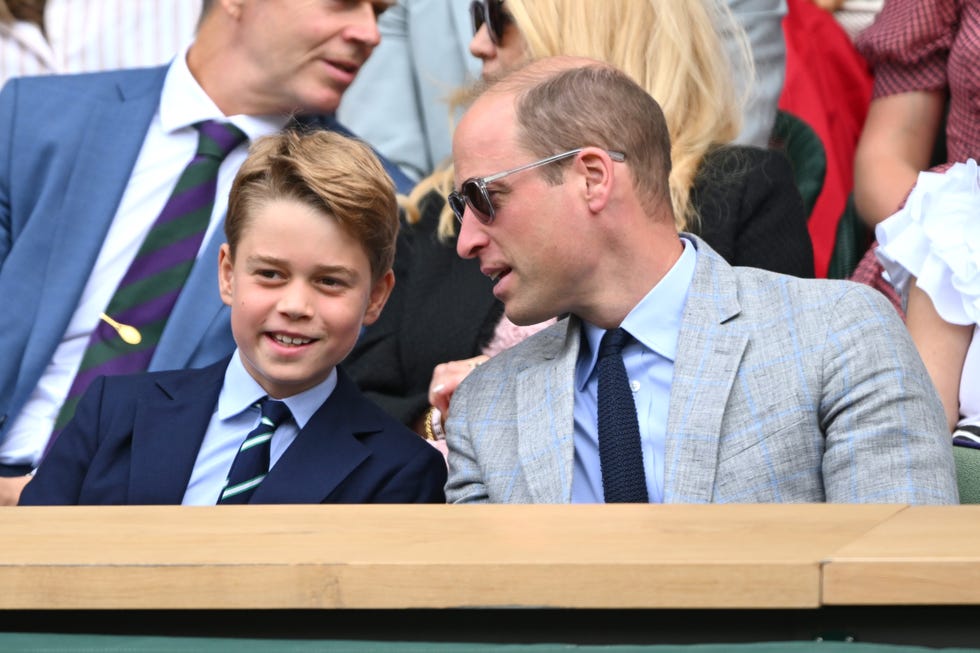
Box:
[445,236,958,505]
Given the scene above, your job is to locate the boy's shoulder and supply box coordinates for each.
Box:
[93,358,228,407]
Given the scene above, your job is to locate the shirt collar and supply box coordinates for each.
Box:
[218,351,338,430]
[576,237,697,390]
[158,45,288,140]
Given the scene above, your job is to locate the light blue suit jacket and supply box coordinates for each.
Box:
[337,0,480,180]
[0,66,412,443]
[445,236,958,505]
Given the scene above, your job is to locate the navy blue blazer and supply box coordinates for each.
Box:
[0,66,413,446]
[19,359,446,505]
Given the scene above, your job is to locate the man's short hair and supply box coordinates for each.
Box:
[504,63,672,214]
[225,130,398,281]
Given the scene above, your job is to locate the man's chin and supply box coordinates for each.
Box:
[504,305,552,328]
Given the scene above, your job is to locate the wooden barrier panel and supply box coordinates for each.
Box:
[823,505,980,605]
[0,504,901,610]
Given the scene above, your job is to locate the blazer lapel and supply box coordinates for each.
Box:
[252,371,370,503]
[517,319,579,503]
[30,68,166,379]
[664,237,747,503]
[128,360,226,504]
[151,227,229,370]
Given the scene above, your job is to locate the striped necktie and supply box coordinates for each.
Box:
[597,328,649,503]
[219,398,291,504]
[48,121,248,446]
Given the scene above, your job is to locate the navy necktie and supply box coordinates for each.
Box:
[219,398,291,504]
[597,328,649,503]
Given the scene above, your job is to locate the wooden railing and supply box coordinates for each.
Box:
[4,504,978,610]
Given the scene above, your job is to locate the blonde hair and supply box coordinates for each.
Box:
[406,0,751,239]
[226,130,399,282]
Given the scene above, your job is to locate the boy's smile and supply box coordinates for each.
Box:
[218,197,392,399]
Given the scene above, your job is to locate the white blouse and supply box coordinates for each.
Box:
[876,159,980,431]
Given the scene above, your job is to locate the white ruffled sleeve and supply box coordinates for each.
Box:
[875,159,980,326]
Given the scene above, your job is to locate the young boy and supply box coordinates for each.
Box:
[20,131,447,505]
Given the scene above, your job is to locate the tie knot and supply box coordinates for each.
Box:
[194,120,248,160]
[598,328,632,358]
[257,398,291,429]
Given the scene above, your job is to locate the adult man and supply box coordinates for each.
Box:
[0,0,410,503]
[445,57,958,504]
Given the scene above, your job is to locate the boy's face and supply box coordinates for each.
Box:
[218,197,393,399]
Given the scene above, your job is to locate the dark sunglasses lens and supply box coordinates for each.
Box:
[448,192,467,222]
[463,181,493,224]
[486,0,503,41]
[469,1,486,37]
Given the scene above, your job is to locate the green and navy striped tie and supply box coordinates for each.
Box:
[220,398,291,504]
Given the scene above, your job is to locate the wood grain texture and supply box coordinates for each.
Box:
[0,504,902,609]
[823,506,980,605]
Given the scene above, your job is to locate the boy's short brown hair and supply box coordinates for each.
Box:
[225,130,398,282]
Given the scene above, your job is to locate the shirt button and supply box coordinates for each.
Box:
[630,380,641,393]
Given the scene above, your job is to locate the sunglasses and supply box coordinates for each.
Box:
[448,148,627,225]
[470,0,512,45]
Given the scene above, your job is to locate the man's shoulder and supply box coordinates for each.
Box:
[4,66,167,95]
[733,264,896,314]
[334,370,443,459]
[695,239,892,313]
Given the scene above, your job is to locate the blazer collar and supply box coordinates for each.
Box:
[663,235,747,503]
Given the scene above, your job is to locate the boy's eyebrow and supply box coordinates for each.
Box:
[246,255,361,280]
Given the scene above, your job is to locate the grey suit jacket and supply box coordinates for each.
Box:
[445,236,957,504]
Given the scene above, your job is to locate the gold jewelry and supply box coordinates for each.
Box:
[422,407,438,441]
[99,312,142,345]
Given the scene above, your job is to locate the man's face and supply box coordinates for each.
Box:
[453,94,593,326]
[219,197,393,399]
[237,0,390,114]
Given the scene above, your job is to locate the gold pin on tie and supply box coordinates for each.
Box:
[99,313,142,345]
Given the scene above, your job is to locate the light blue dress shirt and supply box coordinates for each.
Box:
[181,351,337,505]
[571,239,697,503]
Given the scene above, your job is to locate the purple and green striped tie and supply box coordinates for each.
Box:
[48,120,248,446]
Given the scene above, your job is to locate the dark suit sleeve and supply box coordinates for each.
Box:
[373,445,447,503]
[19,376,108,505]
[692,146,815,278]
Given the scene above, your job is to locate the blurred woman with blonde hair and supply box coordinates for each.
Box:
[344,0,813,442]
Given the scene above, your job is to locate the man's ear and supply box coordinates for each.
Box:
[219,0,244,20]
[576,148,616,213]
[217,243,234,307]
[362,269,395,326]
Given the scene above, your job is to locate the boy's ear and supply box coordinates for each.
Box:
[217,243,234,307]
[362,270,395,326]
